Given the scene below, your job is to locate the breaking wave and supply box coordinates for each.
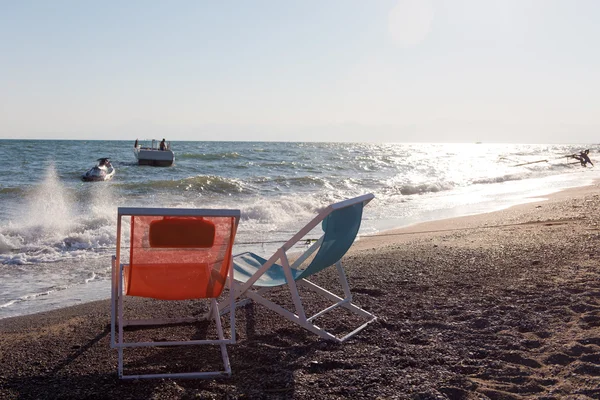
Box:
[471,173,527,185]
[178,152,242,161]
[116,175,249,194]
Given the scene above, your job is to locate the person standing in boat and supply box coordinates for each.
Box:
[160,138,167,151]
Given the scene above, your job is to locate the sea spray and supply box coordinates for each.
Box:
[0,164,80,264]
[86,183,117,221]
[22,163,75,235]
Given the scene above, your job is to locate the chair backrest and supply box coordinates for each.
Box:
[118,208,239,301]
[296,200,366,280]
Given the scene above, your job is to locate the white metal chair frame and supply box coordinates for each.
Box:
[221,194,376,343]
[111,207,240,380]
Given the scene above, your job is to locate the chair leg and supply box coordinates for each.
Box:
[234,287,269,309]
[218,282,260,316]
[280,256,308,321]
[335,260,353,299]
[221,259,375,343]
[212,299,231,376]
[298,279,375,320]
[117,265,125,378]
[115,297,234,379]
[110,257,117,348]
[203,300,216,320]
[243,288,339,342]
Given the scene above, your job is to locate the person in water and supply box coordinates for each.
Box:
[573,149,593,167]
[160,139,167,151]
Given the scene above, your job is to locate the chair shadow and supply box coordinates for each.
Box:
[49,324,111,375]
[3,373,161,400]
[2,303,348,399]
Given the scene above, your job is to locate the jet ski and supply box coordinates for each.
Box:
[81,158,115,182]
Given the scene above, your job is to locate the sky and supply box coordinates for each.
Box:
[1,0,599,143]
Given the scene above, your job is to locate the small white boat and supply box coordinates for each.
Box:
[82,158,116,182]
[133,139,175,167]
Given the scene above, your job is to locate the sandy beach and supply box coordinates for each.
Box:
[2,184,600,399]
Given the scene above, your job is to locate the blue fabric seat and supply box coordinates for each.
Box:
[234,252,303,287]
[222,194,377,343]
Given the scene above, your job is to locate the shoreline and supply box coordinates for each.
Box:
[1,181,597,322]
[352,180,598,251]
[2,181,600,398]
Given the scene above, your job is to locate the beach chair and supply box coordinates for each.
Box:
[111,207,240,379]
[221,194,376,343]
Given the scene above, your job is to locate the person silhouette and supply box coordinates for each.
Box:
[580,149,593,167]
[573,149,593,167]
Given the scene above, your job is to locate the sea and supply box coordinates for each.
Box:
[1,140,599,319]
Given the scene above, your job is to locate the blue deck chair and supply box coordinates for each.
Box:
[221,194,376,343]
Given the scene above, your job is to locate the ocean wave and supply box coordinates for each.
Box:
[0,213,116,263]
[0,247,98,265]
[0,233,22,252]
[117,175,250,194]
[84,272,97,284]
[253,175,333,189]
[256,161,304,169]
[0,286,69,309]
[178,152,242,161]
[0,299,18,308]
[398,181,455,196]
[472,174,526,185]
[241,197,318,223]
[0,187,24,195]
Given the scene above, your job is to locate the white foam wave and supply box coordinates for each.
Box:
[84,272,96,283]
[241,196,319,225]
[1,287,67,309]
[471,173,526,185]
[399,181,454,195]
[0,164,118,264]
[0,299,18,308]
[0,233,22,252]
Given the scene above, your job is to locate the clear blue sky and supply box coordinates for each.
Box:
[1,0,599,143]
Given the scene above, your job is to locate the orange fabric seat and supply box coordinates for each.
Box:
[111,207,240,379]
[124,215,235,300]
[149,217,216,248]
[124,263,228,300]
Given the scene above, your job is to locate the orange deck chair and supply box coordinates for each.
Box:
[111,207,240,379]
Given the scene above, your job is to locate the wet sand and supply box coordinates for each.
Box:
[2,184,600,399]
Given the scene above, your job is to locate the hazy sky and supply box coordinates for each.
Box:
[1,0,599,143]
